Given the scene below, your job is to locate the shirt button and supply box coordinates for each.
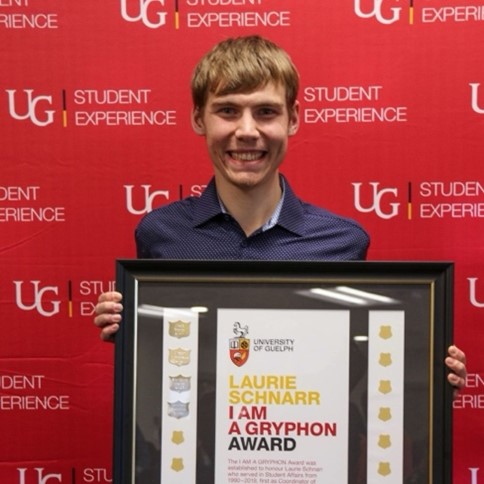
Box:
[240,241,248,248]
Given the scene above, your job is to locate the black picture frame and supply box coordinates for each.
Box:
[113,260,454,484]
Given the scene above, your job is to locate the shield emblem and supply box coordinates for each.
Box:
[378,407,392,421]
[378,462,391,476]
[169,375,191,393]
[379,352,392,367]
[378,434,392,449]
[379,325,393,339]
[379,380,392,394]
[171,458,184,472]
[168,348,191,366]
[229,337,250,367]
[168,401,189,419]
[169,320,191,338]
[172,431,184,445]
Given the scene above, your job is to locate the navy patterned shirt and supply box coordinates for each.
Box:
[135,176,369,261]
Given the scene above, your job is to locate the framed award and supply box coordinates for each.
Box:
[113,260,454,484]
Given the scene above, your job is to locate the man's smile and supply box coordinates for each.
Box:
[228,150,267,161]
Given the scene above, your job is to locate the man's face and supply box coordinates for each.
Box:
[191,82,299,191]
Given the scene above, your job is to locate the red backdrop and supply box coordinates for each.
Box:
[1,1,483,483]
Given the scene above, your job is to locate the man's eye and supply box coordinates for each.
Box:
[258,108,277,117]
[218,107,236,115]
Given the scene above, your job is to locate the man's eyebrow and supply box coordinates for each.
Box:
[210,99,238,107]
[211,98,284,108]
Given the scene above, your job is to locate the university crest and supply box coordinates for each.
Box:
[229,321,250,367]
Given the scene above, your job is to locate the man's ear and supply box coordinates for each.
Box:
[288,100,300,136]
[191,107,206,135]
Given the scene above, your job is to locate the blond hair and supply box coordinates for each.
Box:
[191,35,299,110]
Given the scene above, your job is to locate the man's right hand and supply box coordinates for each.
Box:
[94,291,123,342]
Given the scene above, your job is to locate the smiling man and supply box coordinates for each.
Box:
[191,82,296,236]
[134,36,369,262]
[95,35,466,391]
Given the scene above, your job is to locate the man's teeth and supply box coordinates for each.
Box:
[231,152,263,161]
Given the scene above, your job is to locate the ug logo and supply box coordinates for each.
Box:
[470,83,484,114]
[14,281,61,317]
[354,0,401,25]
[120,0,167,28]
[17,468,62,484]
[352,182,400,219]
[6,89,55,127]
[124,184,170,215]
[468,278,484,308]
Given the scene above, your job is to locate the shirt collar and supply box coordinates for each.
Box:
[193,175,306,236]
[192,178,223,227]
[276,177,305,236]
[218,178,285,232]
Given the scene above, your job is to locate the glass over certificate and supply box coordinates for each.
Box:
[113,260,454,484]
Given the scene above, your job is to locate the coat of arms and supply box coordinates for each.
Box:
[229,322,250,367]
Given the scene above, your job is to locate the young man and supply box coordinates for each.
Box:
[94,36,466,389]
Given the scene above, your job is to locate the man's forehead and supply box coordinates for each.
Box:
[208,82,287,105]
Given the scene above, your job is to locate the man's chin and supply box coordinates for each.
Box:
[221,172,265,189]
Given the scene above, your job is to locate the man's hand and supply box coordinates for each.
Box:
[446,345,467,399]
[94,291,123,342]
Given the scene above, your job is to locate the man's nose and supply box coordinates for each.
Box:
[235,112,259,138]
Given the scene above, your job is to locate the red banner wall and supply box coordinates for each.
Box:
[1,1,483,483]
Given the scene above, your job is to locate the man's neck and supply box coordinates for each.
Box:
[216,176,283,237]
